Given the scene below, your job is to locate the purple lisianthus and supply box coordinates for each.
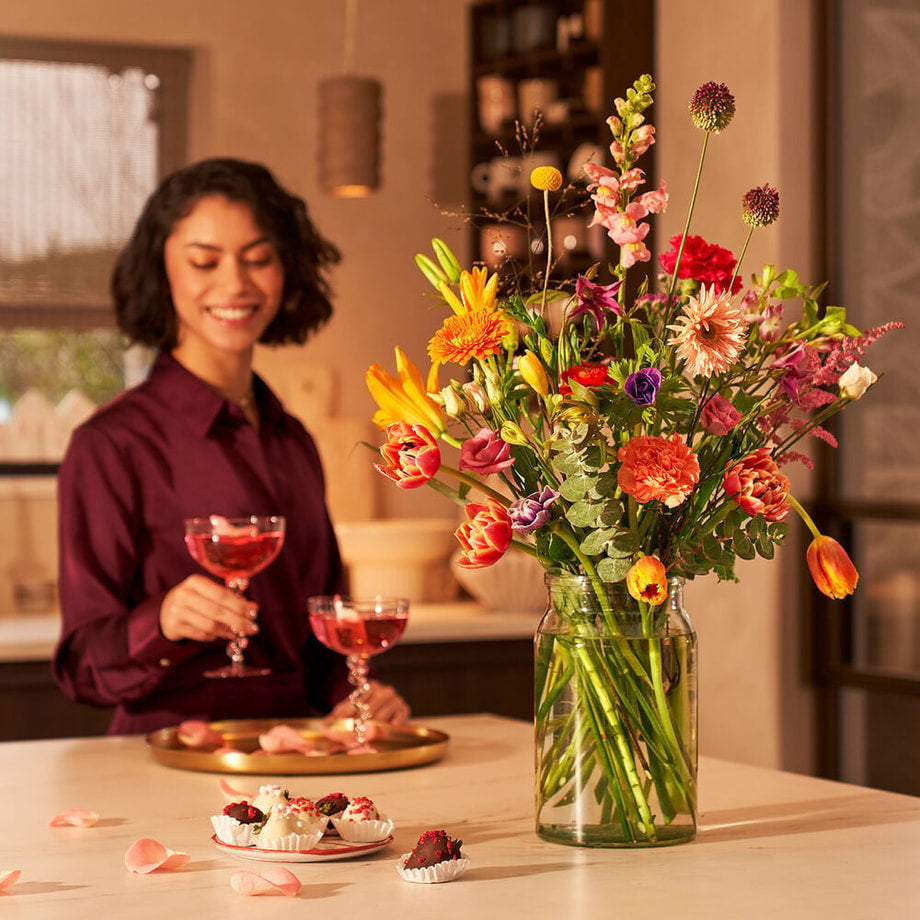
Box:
[624,368,662,406]
[571,276,623,329]
[508,487,559,534]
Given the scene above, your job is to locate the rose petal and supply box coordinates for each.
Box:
[219,778,253,802]
[177,720,224,748]
[49,808,100,828]
[124,838,190,874]
[0,870,21,891]
[230,867,301,897]
[258,724,315,754]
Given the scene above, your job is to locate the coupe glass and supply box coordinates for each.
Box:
[184,515,286,678]
[307,595,409,749]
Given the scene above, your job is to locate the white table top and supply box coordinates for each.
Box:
[1,714,918,918]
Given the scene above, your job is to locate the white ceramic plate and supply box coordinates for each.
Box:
[211,833,393,863]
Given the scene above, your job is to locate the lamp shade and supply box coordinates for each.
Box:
[318,75,382,197]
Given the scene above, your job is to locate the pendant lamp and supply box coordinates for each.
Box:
[318,0,382,197]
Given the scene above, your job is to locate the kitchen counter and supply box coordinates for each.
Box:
[0,602,539,662]
[1,713,918,917]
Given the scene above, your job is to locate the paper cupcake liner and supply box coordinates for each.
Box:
[331,816,395,843]
[253,828,324,852]
[396,853,471,884]
[210,815,259,847]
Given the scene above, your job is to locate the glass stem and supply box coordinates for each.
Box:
[347,654,372,747]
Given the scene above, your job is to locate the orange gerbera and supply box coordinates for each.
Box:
[428,310,511,365]
[668,284,747,378]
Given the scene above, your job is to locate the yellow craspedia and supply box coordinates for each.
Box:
[530,166,563,192]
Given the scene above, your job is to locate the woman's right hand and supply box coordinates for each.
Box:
[159,575,258,643]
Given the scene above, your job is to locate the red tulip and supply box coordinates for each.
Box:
[454,499,512,569]
[375,422,441,490]
[626,556,668,605]
[806,535,859,599]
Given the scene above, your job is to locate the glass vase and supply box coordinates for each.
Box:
[534,573,697,847]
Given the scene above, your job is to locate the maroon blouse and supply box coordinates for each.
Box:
[53,352,347,734]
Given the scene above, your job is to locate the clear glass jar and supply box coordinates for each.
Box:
[534,573,697,847]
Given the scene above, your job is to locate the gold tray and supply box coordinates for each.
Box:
[146,718,449,775]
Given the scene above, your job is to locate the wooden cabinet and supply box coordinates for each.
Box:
[0,637,533,741]
[467,0,655,283]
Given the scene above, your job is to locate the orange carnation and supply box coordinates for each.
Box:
[617,433,700,508]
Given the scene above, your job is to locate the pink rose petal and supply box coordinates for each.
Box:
[0,870,21,891]
[49,808,99,828]
[258,724,315,754]
[124,838,190,874]
[177,720,224,748]
[219,778,253,802]
[230,867,301,897]
[346,744,379,755]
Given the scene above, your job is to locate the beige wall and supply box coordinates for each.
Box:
[1,0,823,772]
[657,0,818,773]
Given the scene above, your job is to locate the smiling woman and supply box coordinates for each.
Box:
[52,157,411,735]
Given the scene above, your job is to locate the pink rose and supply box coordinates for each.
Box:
[459,428,514,476]
[700,393,742,436]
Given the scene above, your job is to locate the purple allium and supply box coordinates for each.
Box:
[741,184,780,227]
[624,368,662,406]
[508,487,559,534]
[689,81,736,133]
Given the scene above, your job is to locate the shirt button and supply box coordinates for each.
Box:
[159,658,171,668]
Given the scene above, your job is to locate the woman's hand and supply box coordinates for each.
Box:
[159,575,258,643]
[328,680,411,725]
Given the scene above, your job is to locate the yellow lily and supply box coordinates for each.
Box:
[366,347,447,435]
[437,266,499,316]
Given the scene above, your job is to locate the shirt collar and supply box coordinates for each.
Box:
[151,352,286,437]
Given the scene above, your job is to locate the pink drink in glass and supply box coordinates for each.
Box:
[307,595,409,749]
[185,529,284,582]
[184,515,286,679]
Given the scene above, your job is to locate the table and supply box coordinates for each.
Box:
[2,714,918,918]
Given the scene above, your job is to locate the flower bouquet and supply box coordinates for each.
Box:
[365,75,901,846]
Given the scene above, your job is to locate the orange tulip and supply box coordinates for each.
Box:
[454,499,512,569]
[806,535,859,599]
[626,555,668,605]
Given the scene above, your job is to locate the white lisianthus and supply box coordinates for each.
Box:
[839,362,877,400]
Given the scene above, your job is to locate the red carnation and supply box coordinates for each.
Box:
[659,234,742,295]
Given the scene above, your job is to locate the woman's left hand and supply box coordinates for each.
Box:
[328,680,410,725]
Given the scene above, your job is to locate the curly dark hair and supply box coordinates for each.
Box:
[111,158,341,348]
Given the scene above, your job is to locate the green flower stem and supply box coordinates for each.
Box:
[665,131,711,312]
[729,225,756,293]
[787,493,821,540]
[540,188,554,313]
[437,465,510,502]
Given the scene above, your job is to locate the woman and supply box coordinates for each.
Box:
[53,158,408,734]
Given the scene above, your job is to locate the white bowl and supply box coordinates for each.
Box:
[334,518,459,602]
[450,548,547,614]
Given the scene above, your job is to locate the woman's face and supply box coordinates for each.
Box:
[164,195,284,361]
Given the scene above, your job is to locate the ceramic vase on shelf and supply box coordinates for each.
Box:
[534,573,697,848]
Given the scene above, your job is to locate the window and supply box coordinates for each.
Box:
[0,38,189,463]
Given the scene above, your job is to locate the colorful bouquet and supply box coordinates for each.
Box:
[364,75,901,846]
